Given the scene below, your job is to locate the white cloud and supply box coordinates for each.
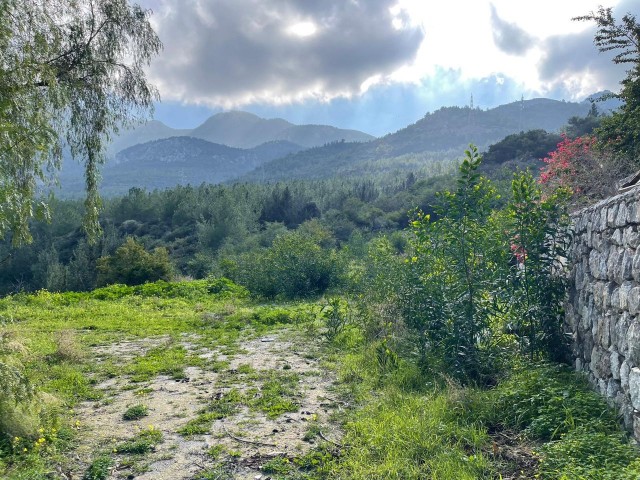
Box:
[148,0,424,107]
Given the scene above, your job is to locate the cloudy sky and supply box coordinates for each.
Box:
[143,0,633,136]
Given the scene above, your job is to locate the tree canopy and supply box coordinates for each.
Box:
[0,0,161,244]
[575,6,640,162]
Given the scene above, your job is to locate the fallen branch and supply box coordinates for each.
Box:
[319,430,344,448]
[222,423,277,447]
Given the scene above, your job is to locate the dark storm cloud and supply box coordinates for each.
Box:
[489,4,535,56]
[148,0,424,105]
[538,0,636,94]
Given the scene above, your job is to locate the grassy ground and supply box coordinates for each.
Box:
[1,280,639,479]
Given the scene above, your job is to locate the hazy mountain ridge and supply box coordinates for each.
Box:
[109,110,375,155]
[56,93,617,195]
[98,136,304,195]
[239,97,595,182]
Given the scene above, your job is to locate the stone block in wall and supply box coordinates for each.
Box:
[632,250,640,282]
[607,378,621,398]
[621,359,631,392]
[616,203,629,227]
[613,249,633,283]
[598,207,608,231]
[592,231,605,252]
[611,350,621,380]
[594,313,611,349]
[607,245,622,280]
[623,226,640,248]
[612,228,623,246]
[622,250,634,281]
[629,367,640,409]
[608,204,619,228]
[619,393,634,430]
[629,200,640,224]
[591,347,612,379]
[628,321,640,365]
[629,287,640,315]
[635,415,640,441]
[612,312,631,354]
[589,249,608,280]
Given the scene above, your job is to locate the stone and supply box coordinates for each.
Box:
[611,350,621,380]
[612,228,624,245]
[608,204,619,228]
[598,378,607,394]
[621,250,634,281]
[621,360,631,392]
[616,203,629,227]
[629,200,640,224]
[628,321,640,365]
[594,313,611,349]
[629,367,640,410]
[608,247,622,282]
[611,288,621,311]
[623,227,640,248]
[615,313,632,355]
[590,249,607,280]
[630,288,640,315]
[632,250,640,282]
[607,378,621,398]
[621,400,634,430]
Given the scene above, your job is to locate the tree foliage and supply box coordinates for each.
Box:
[0,0,161,244]
[575,6,640,161]
[409,146,502,380]
[97,237,172,286]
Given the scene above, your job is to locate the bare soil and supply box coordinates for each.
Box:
[70,329,341,480]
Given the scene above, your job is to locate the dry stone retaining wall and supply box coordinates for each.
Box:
[566,186,640,437]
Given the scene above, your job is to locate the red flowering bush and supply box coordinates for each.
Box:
[540,134,635,205]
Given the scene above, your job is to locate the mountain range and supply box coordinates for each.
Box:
[57,93,622,196]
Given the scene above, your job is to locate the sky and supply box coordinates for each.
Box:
[143,0,634,136]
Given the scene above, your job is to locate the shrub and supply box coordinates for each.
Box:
[97,237,173,286]
[540,135,635,205]
[232,221,343,298]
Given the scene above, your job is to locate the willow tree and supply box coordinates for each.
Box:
[0,0,161,244]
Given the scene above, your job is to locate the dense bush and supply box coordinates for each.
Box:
[97,237,173,286]
[228,221,343,298]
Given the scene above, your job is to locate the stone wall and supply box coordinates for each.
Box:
[566,186,640,437]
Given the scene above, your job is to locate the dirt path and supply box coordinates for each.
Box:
[71,329,342,480]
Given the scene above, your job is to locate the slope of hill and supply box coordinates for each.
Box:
[189,111,375,148]
[107,120,190,157]
[67,137,304,196]
[239,97,592,182]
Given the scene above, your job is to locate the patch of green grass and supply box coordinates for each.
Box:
[43,364,102,402]
[177,412,219,436]
[539,428,640,479]
[178,389,243,437]
[303,422,322,442]
[123,404,149,421]
[206,444,225,459]
[83,454,113,480]
[486,362,621,441]
[193,464,234,480]
[262,456,292,474]
[115,427,163,455]
[331,388,491,480]
[247,370,300,418]
[236,363,255,374]
[123,344,202,382]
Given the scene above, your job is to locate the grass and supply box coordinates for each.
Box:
[1,280,639,480]
[123,404,149,421]
[115,426,163,455]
